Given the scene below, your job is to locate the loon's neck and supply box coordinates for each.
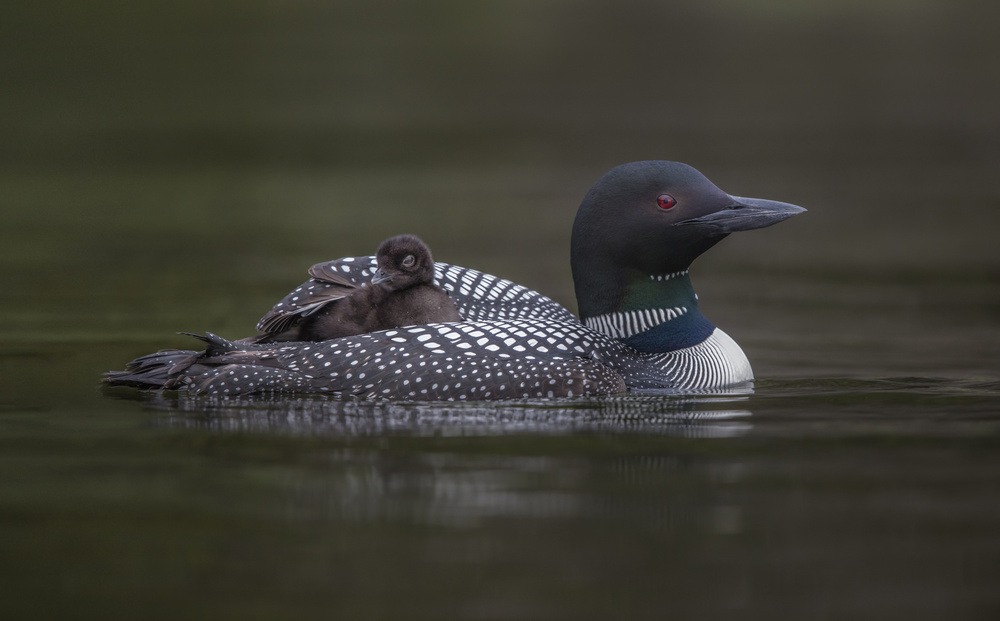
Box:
[580,269,715,353]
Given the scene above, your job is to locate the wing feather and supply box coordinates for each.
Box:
[254,257,379,335]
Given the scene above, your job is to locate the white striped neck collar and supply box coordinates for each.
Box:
[581,269,715,352]
[584,306,690,340]
[648,269,689,282]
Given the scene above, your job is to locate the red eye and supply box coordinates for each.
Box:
[656,194,676,210]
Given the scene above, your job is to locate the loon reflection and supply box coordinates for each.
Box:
[109,390,753,438]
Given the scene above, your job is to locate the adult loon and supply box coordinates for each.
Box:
[105,161,804,400]
[258,234,462,342]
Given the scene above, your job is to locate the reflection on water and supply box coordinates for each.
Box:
[104,388,758,537]
[108,390,753,438]
[276,450,750,531]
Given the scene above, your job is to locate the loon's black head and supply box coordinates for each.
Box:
[371,234,436,291]
[571,161,805,320]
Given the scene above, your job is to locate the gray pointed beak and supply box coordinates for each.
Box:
[371,268,391,284]
[677,195,806,234]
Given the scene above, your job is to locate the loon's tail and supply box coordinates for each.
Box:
[103,332,251,390]
[103,349,197,389]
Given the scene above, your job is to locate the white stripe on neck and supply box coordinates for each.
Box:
[583,306,689,339]
[648,269,689,282]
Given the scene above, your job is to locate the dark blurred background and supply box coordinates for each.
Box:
[4,0,998,321]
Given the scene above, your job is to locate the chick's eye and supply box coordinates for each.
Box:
[656,194,677,210]
[402,255,416,267]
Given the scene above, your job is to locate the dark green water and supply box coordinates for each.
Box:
[3,1,999,619]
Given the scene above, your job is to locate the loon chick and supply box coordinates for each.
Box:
[105,161,804,400]
[260,234,462,342]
